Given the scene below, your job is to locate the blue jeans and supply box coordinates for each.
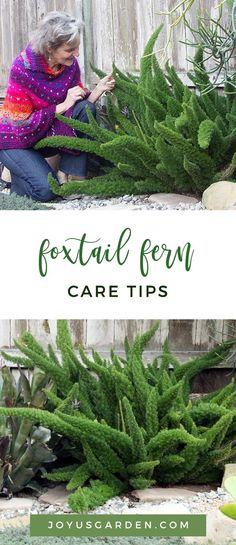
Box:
[0,100,96,202]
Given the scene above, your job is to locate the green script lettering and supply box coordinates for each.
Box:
[140,240,194,277]
[38,228,131,277]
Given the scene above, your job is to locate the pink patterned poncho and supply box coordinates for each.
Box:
[0,44,90,149]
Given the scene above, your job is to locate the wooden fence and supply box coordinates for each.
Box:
[0,0,233,91]
[0,320,235,360]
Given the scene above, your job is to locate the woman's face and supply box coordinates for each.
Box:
[48,38,80,67]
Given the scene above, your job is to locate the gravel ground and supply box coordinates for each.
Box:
[0,488,233,545]
[51,195,205,211]
[91,488,230,516]
[1,186,204,210]
[0,488,230,519]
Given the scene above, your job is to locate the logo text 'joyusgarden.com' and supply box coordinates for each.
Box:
[30,514,206,537]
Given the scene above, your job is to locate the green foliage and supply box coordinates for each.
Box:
[0,366,55,494]
[0,526,187,545]
[1,322,236,511]
[36,27,236,198]
[185,3,236,92]
[0,192,53,210]
[68,479,121,512]
[1,323,74,396]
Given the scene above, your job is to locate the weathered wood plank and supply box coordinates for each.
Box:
[113,320,169,351]
[72,0,85,78]
[86,319,114,349]
[192,319,212,349]
[218,1,236,71]
[0,320,11,348]
[114,320,153,350]
[168,320,196,352]
[90,0,114,76]
[10,320,28,346]
[36,0,58,20]
[68,319,86,347]
[14,0,38,52]
[82,0,94,84]
[136,0,155,63]
[0,0,14,85]
[111,0,139,71]
[166,0,188,72]
[28,319,57,348]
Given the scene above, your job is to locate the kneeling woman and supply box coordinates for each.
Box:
[0,11,115,201]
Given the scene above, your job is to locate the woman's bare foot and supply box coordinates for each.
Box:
[57,170,68,185]
[68,174,87,181]
[57,172,87,184]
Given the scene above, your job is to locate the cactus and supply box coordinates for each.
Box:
[1,322,236,510]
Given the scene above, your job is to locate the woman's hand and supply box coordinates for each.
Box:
[88,74,116,104]
[64,86,86,108]
[56,85,86,114]
[96,74,116,94]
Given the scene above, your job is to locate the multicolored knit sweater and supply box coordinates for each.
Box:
[0,44,90,150]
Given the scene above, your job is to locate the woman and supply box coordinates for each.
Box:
[0,11,115,201]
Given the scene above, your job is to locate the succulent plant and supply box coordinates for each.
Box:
[0,365,55,494]
[220,476,236,520]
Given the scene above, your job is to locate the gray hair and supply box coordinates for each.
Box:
[30,11,83,55]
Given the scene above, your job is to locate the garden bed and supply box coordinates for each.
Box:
[0,484,233,545]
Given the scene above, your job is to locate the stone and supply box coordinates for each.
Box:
[122,501,191,516]
[131,487,197,502]
[202,181,236,210]
[39,485,70,506]
[147,193,199,206]
[0,497,33,512]
[102,203,142,211]
[185,508,236,545]
[222,463,236,490]
[177,484,214,493]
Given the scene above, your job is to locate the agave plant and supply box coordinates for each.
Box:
[0,424,55,495]
[0,365,56,494]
